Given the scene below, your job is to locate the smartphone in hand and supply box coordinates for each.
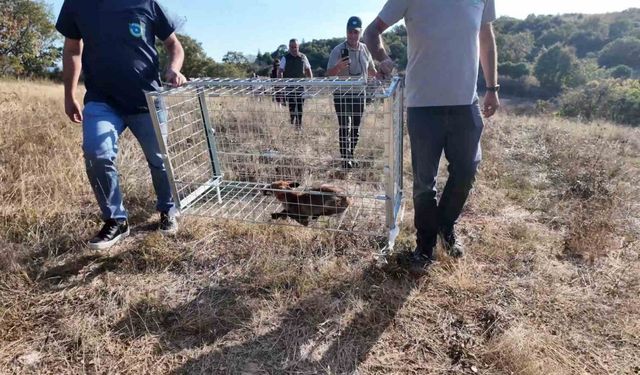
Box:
[341,48,350,63]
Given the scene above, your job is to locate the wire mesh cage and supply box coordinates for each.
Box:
[145,76,404,250]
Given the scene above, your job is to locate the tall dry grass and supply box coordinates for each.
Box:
[1,79,639,374]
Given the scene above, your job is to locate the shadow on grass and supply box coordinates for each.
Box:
[41,253,124,286]
[36,220,421,374]
[113,284,254,351]
[32,203,182,286]
[166,256,419,374]
[2,202,160,282]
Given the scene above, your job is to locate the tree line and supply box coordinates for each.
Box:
[3,0,637,92]
[154,27,408,80]
[0,0,408,80]
[1,0,638,125]
[493,9,640,97]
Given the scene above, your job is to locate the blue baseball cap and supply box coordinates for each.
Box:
[347,16,362,31]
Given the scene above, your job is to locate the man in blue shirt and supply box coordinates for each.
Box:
[56,0,187,250]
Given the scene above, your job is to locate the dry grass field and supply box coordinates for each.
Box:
[1,79,639,374]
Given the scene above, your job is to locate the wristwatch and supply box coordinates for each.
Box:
[486,84,500,93]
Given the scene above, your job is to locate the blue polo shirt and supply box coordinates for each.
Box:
[56,0,176,115]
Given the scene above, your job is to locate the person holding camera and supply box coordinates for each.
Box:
[326,16,377,169]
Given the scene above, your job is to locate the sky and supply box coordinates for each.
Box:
[48,0,639,61]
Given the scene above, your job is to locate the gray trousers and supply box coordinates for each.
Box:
[407,102,484,252]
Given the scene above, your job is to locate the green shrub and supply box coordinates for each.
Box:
[534,44,580,94]
[609,65,634,79]
[559,79,640,126]
[498,75,553,99]
[499,62,531,79]
[598,38,640,69]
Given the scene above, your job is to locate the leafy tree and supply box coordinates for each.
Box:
[568,31,607,57]
[496,32,535,63]
[383,25,408,69]
[609,20,633,39]
[493,16,522,35]
[609,64,633,79]
[205,62,248,78]
[560,79,640,126]
[156,34,251,79]
[567,58,608,87]
[156,33,215,79]
[498,62,530,79]
[271,45,288,59]
[520,15,567,39]
[534,44,580,93]
[0,0,60,76]
[578,16,607,36]
[222,51,249,65]
[254,51,273,66]
[537,28,566,47]
[387,41,407,69]
[598,37,640,69]
[299,37,342,75]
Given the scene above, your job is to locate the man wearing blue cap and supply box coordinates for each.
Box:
[327,16,378,168]
[364,0,500,273]
[56,0,187,250]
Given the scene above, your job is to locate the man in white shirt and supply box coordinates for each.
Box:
[364,0,500,272]
[326,16,378,168]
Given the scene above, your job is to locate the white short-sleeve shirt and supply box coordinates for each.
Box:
[327,41,376,80]
[379,0,497,107]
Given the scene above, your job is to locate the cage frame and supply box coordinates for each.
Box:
[145,76,404,252]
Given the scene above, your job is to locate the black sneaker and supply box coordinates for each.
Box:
[88,219,129,250]
[407,247,435,276]
[439,227,465,258]
[159,211,178,234]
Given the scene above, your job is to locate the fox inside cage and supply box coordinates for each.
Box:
[145,77,404,251]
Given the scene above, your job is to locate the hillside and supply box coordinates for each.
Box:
[1,80,639,374]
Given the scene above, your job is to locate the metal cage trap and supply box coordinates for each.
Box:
[145,76,405,251]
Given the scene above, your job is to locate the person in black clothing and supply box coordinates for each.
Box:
[326,17,377,168]
[270,58,285,105]
[56,0,186,250]
[278,39,313,127]
[270,58,280,78]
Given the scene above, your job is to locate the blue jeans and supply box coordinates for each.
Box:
[407,102,484,251]
[82,101,173,221]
